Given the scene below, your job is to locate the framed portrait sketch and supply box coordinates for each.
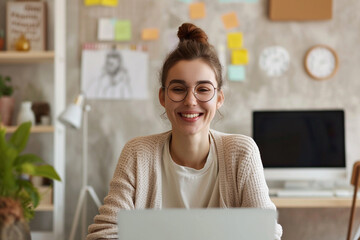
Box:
[81,48,149,100]
[6,1,47,51]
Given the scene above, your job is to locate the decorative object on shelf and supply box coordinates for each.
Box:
[31,102,50,125]
[59,93,101,240]
[0,75,14,126]
[6,1,47,51]
[17,101,35,125]
[347,161,360,240]
[0,122,61,239]
[259,46,290,77]
[269,0,332,21]
[0,29,4,50]
[15,34,31,52]
[304,44,338,80]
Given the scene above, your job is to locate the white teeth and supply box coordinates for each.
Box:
[181,113,200,118]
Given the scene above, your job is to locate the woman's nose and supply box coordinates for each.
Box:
[183,89,197,106]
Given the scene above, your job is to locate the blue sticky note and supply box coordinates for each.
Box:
[178,0,192,3]
[228,65,245,82]
[219,0,257,2]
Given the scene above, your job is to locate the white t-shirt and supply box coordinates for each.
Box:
[161,136,219,208]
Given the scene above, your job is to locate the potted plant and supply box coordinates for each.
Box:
[0,75,15,126]
[0,121,61,240]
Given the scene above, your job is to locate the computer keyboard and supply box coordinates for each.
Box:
[275,190,334,197]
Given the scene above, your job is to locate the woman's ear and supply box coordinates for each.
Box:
[159,87,165,107]
[216,90,224,109]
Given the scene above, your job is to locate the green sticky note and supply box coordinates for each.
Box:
[228,65,245,82]
[115,20,131,41]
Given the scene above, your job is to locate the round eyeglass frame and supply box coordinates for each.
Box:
[165,82,217,102]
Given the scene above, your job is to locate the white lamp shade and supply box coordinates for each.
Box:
[59,103,82,129]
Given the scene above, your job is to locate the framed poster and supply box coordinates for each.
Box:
[6,1,47,51]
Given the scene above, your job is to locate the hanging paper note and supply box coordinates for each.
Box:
[178,0,193,2]
[222,12,239,30]
[101,0,118,6]
[231,49,249,65]
[142,28,159,41]
[115,20,131,41]
[85,0,100,6]
[227,32,243,49]
[228,65,245,82]
[189,2,206,19]
[98,19,115,41]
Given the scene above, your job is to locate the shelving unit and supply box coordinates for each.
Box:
[0,51,54,63]
[4,125,55,133]
[0,0,66,239]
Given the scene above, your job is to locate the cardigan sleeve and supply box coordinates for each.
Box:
[86,141,137,240]
[239,139,283,240]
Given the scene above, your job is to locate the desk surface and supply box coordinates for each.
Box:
[271,197,360,208]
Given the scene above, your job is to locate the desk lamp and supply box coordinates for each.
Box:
[59,93,101,240]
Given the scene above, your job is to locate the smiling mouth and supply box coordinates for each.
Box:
[179,113,203,119]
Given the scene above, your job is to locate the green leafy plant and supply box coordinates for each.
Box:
[0,75,13,97]
[0,121,61,221]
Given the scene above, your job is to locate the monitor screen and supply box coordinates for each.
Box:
[253,110,345,169]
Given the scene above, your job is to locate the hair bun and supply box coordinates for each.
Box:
[177,23,208,45]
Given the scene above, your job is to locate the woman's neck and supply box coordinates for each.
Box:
[169,131,210,170]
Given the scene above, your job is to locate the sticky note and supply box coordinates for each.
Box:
[115,20,131,41]
[85,0,100,5]
[222,12,239,30]
[189,2,206,19]
[227,32,243,49]
[219,0,258,2]
[98,19,114,40]
[142,28,159,41]
[228,65,245,81]
[178,0,193,2]
[101,0,118,6]
[231,49,249,65]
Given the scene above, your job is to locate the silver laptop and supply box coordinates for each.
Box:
[117,208,277,240]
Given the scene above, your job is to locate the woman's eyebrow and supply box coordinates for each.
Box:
[168,79,213,85]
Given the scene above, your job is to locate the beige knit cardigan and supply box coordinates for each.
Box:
[87,130,283,240]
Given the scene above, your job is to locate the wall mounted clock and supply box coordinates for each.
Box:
[259,46,290,77]
[304,45,338,80]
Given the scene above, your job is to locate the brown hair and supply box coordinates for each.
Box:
[160,23,223,90]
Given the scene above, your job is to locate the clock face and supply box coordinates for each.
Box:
[305,45,338,80]
[259,46,290,77]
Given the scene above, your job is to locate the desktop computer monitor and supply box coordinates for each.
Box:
[252,110,346,181]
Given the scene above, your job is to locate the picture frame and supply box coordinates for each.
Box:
[6,1,47,51]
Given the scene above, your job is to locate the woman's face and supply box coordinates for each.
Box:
[159,59,224,137]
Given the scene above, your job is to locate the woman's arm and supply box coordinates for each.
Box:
[86,142,136,240]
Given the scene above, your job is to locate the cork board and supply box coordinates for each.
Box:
[269,0,332,21]
[6,1,47,51]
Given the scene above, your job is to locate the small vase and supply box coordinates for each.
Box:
[0,96,15,126]
[17,101,35,125]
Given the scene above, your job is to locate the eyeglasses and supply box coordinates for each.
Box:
[166,82,217,102]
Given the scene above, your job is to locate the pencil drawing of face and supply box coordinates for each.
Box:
[105,51,122,77]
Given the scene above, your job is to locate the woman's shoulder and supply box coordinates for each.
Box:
[210,129,258,154]
[124,131,171,150]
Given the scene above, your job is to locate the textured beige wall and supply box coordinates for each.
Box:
[1,0,359,239]
[67,0,360,239]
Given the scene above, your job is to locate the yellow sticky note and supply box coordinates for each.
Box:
[222,12,239,30]
[142,28,159,41]
[85,0,100,6]
[101,0,118,6]
[227,32,243,49]
[189,2,206,19]
[231,49,249,65]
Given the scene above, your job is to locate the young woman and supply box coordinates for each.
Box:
[87,23,282,240]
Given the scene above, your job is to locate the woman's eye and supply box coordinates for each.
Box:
[171,88,186,93]
[197,88,210,92]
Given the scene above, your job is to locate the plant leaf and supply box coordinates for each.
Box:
[21,164,61,181]
[14,154,44,167]
[9,121,31,153]
[18,179,40,208]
